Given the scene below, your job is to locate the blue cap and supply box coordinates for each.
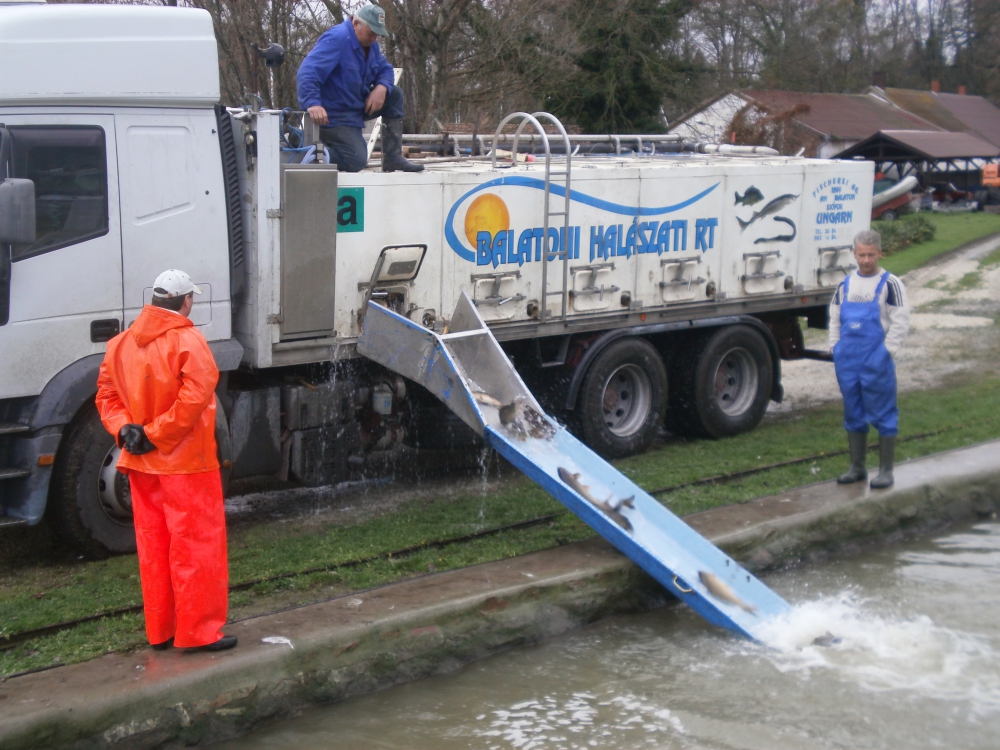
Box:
[357,3,388,36]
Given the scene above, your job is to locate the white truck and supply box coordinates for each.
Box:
[0,2,873,557]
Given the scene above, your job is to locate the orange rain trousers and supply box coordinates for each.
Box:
[129,470,228,648]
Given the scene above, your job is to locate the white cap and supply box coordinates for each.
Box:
[152,269,203,298]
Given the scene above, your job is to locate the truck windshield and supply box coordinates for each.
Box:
[8,126,109,262]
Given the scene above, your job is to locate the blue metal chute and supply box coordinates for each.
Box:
[357,293,791,638]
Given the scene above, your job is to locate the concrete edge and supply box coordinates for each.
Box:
[1,440,998,750]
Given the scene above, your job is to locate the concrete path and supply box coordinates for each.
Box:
[2,441,998,750]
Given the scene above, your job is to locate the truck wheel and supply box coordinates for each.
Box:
[577,338,667,458]
[670,325,773,439]
[47,404,136,559]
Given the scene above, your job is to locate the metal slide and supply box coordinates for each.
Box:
[358,293,791,638]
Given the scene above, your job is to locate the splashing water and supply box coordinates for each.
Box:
[217,521,1000,750]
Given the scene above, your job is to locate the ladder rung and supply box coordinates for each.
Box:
[549,171,568,176]
[440,329,490,341]
[548,211,567,217]
[0,422,30,436]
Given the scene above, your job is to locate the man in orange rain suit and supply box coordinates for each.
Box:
[96,269,236,652]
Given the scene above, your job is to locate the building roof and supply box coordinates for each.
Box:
[834,130,1000,161]
[935,92,1000,149]
[741,90,939,140]
[877,88,1000,149]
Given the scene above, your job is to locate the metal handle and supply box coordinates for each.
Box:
[660,276,705,289]
[740,271,785,282]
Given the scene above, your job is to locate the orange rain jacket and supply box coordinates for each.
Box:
[96,305,220,475]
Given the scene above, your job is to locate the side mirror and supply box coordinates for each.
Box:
[0,178,35,245]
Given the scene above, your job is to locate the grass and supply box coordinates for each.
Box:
[3,375,1000,678]
[982,245,1000,267]
[880,213,1000,276]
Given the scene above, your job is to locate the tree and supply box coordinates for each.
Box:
[545,0,694,133]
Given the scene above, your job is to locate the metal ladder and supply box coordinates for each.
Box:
[491,112,572,322]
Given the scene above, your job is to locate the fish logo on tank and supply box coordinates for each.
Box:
[444,177,721,269]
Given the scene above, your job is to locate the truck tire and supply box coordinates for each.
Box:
[577,338,667,458]
[669,325,772,439]
[47,403,136,559]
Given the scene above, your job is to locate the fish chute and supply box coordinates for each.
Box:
[357,292,792,638]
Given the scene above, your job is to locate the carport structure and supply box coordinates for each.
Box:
[835,130,1000,191]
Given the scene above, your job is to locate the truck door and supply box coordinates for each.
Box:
[0,116,123,400]
[114,111,230,341]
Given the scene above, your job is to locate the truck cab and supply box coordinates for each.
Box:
[0,3,240,553]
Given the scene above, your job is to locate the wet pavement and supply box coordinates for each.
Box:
[1,441,998,750]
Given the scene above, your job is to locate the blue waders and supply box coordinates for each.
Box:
[833,272,898,488]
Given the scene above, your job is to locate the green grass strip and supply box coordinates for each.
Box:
[881,213,1000,276]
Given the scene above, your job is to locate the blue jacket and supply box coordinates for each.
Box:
[296,20,395,128]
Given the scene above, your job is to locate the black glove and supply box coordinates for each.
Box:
[118,424,156,455]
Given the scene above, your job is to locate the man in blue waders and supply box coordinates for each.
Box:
[830,229,910,488]
[296,3,423,173]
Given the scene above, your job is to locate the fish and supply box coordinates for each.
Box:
[698,571,758,615]
[753,215,797,244]
[735,186,764,206]
[499,396,526,425]
[558,467,635,531]
[737,193,799,232]
[472,391,503,408]
[812,631,842,647]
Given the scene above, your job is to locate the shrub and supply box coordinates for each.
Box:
[871,214,935,255]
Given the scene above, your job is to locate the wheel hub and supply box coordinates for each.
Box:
[712,347,759,416]
[97,444,133,522]
[601,363,653,438]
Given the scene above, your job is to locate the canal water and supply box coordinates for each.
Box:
[218,521,1000,749]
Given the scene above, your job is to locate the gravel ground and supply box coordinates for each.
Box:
[772,233,1000,414]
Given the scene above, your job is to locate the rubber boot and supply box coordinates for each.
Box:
[870,436,895,489]
[381,119,424,172]
[836,431,868,484]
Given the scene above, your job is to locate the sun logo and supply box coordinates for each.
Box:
[464,193,510,248]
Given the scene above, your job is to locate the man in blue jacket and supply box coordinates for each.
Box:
[297,3,423,173]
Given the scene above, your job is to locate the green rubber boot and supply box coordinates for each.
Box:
[381,118,424,173]
[870,435,895,489]
[836,432,868,484]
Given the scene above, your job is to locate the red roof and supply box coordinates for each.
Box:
[836,130,1000,160]
[878,130,999,159]
[741,90,941,140]
[935,92,1000,149]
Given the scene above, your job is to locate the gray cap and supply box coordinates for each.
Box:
[357,3,388,36]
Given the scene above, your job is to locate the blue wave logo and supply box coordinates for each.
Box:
[445,176,719,262]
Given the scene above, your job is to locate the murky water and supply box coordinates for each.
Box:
[219,522,1000,749]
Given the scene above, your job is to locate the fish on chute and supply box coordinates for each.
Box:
[473,390,555,439]
[698,571,758,615]
[737,193,798,232]
[735,186,764,206]
[499,396,526,425]
[558,467,635,531]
